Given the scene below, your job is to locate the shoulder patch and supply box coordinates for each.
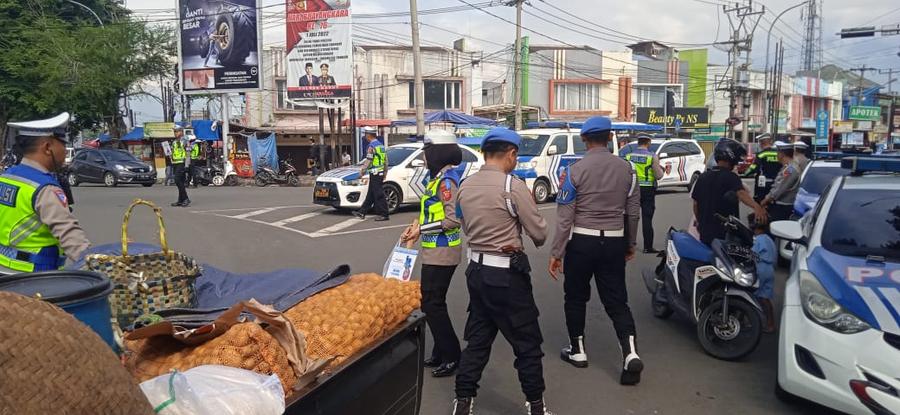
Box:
[52,188,68,208]
[0,182,19,207]
[440,180,452,201]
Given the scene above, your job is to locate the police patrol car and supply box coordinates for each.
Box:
[619,138,707,190]
[313,143,483,214]
[771,156,900,415]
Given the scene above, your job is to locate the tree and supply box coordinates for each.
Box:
[0,0,176,141]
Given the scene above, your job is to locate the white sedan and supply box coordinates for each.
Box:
[313,143,483,213]
[772,157,900,415]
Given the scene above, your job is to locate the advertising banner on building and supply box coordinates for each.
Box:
[848,105,881,121]
[635,107,710,129]
[177,0,263,94]
[286,0,352,102]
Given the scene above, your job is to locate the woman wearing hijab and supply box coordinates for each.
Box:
[401,130,464,377]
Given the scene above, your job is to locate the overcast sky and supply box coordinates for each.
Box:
[125,0,900,123]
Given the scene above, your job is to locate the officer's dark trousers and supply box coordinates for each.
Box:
[456,262,545,402]
[422,264,461,364]
[639,186,656,250]
[753,183,773,203]
[563,234,636,341]
[173,163,189,203]
[359,173,388,216]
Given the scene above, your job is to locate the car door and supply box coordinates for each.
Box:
[547,135,570,193]
[658,142,686,185]
[84,150,106,181]
[404,151,428,201]
[70,151,89,181]
[683,141,706,177]
[458,145,482,177]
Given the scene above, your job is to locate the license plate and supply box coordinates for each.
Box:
[315,187,329,198]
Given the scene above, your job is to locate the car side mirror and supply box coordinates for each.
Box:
[547,145,559,156]
[658,152,669,159]
[771,220,806,245]
[409,159,424,168]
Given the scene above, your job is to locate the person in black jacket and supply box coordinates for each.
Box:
[742,134,780,202]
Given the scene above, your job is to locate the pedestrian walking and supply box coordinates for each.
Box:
[400,130,463,378]
[453,128,553,415]
[170,126,190,207]
[742,134,780,202]
[760,141,801,222]
[548,117,643,385]
[353,127,389,221]
[625,133,665,253]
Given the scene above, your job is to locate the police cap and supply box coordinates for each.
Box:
[774,140,792,150]
[580,116,612,135]
[481,127,521,149]
[755,133,773,143]
[8,112,70,143]
[362,126,377,135]
[792,141,809,149]
[423,129,457,145]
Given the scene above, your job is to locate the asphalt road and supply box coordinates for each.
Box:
[70,182,828,415]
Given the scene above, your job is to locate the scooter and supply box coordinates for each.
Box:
[642,214,764,361]
[255,159,300,187]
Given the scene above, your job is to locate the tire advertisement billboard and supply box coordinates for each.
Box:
[286,0,352,102]
[177,0,262,94]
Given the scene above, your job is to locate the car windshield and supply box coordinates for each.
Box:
[801,165,849,195]
[386,147,417,167]
[104,151,138,162]
[821,189,900,261]
[619,143,661,157]
[518,135,550,157]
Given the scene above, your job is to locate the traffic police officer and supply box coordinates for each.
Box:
[453,128,553,415]
[0,112,91,272]
[793,140,810,171]
[400,130,463,378]
[353,127,389,221]
[188,135,201,187]
[761,141,801,222]
[625,134,664,253]
[549,116,644,385]
[742,134,780,202]
[170,126,191,207]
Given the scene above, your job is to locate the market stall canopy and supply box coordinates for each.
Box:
[391,110,499,127]
[458,136,484,147]
[98,133,111,143]
[121,127,144,142]
[187,120,220,141]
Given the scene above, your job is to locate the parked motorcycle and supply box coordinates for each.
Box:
[255,159,299,187]
[642,214,763,361]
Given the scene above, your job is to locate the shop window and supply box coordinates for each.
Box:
[554,82,601,112]
[408,80,462,110]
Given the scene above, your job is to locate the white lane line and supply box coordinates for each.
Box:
[325,223,411,237]
[308,218,365,238]
[211,214,313,237]
[191,204,317,213]
[229,207,281,219]
[271,211,324,227]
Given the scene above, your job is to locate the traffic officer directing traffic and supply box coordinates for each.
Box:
[400,130,463,378]
[625,134,664,253]
[453,128,553,415]
[353,127,389,221]
[0,112,91,272]
[742,134,780,202]
[170,126,191,207]
[549,116,644,385]
[761,141,801,222]
[187,135,201,187]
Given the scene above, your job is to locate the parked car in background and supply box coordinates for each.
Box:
[68,149,156,187]
[619,138,707,191]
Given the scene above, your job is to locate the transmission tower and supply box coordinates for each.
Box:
[800,0,823,72]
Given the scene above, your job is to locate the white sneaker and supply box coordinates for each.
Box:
[560,335,588,368]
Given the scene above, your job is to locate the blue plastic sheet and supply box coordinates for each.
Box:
[248,133,279,174]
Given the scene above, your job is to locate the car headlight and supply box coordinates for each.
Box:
[733,267,756,287]
[342,179,359,186]
[115,164,126,171]
[516,160,538,170]
[799,270,870,334]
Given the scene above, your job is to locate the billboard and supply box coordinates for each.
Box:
[177,0,262,94]
[286,0,352,102]
[635,107,710,129]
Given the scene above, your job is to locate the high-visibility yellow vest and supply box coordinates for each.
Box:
[369,142,386,174]
[172,140,186,164]
[419,171,461,249]
[626,150,657,187]
[190,142,200,160]
[0,164,66,272]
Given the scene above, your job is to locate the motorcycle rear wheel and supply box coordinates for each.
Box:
[212,174,225,186]
[697,298,762,361]
[287,174,300,187]
[255,174,269,187]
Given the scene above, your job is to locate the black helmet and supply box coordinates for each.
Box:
[713,138,747,165]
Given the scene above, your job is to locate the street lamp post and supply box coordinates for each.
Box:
[63,0,104,27]
[762,1,807,135]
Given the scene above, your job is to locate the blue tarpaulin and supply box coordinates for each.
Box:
[248,133,278,174]
[98,133,112,142]
[122,127,144,142]
[190,120,220,141]
[392,110,499,127]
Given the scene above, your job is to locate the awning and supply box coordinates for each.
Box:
[342,119,392,127]
[392,110,499,127]
[98,133,112,142]
[122,127,144,142]
[190,120,220,141]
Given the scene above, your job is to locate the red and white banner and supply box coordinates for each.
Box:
[286,0,352,102]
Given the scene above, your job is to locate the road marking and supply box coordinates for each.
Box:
[211,214,314,237]
[271,211,324,227]
[191,204,317,213]
[229,207,281,219]
[308,218,364,238]
[326,223,410,237]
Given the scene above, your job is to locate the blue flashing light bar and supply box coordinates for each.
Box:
[840,156,900,174]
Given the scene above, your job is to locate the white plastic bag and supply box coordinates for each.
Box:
[383,240,418,282]
[140,365,285,415]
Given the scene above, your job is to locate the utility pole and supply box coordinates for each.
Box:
[511,0,524,130]
[717,1,765,142]
[879,68,898,95]
[850,65,877,105]
[409,0,425,137]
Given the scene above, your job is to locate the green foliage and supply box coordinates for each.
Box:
[0,0,175,136]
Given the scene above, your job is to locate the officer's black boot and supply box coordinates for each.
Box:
[525,398,556,415]
[560,335,588,368]
[451,397,474,415]
[619,335,643,385]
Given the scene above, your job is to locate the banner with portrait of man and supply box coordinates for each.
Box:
[286,0,352,102]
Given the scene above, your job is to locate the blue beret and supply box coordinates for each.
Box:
[580,116,612,135]
[481,127,521,149]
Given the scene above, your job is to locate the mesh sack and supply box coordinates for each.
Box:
[124,322,296,394]
[284,274,421,371]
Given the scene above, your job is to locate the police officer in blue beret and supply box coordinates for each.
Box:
[549,116,644,385]
[453,128,554,415]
